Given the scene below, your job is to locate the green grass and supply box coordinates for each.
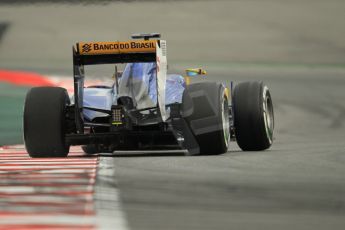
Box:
[0,83,30,145]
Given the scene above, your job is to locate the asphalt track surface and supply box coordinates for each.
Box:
[1,1,345,230]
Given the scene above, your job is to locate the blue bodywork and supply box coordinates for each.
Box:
[83,63,186,121]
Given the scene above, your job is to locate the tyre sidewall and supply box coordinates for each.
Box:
[182,82,230,155]
[233,81,274,151]
[24,87,70,157]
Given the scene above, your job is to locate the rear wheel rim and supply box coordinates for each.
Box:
[221,96,230,148]
[262,87,274,143]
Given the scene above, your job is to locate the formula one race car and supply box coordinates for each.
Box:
[23,33,274,157]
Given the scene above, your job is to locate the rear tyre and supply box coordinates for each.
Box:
[24,87,70,157]
[233,81,274,151]
[182,82,230,155]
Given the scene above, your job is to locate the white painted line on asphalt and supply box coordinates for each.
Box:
[0,216,96,226]
[0,166,96,169]
[0,186,94,193]
[0,161,97,165]
[95,157,129,230]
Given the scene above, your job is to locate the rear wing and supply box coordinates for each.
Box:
[72,39,167,133]
[74,40,157,65]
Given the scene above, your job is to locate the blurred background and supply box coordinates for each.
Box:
[1,1,345,230]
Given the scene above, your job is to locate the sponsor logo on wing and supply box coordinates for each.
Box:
[82,43,92,53]
[93,42,155,51]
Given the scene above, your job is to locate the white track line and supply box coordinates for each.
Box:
[95,157,129,230]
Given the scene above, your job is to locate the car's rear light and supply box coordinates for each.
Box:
[111,105,124,126]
